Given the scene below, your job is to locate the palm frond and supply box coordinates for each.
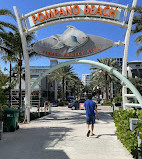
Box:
[0,45,14,55]
[135,34,142,45]
[131,24,142,34]
[0,26,5,32]
[0,9,16,19]
[0,21,17,31]
[133,6,142,14]
[136,46,142,57]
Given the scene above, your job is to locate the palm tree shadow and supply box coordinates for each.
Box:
[95,133,116,138]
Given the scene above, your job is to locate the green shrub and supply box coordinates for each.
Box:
[0,105,9,121]
[58,101,64,106]
[64,101,68,105]
[101,101,113,106]
[58,101,68,106]
[30,112,49,120]
[113,96,122,103]
[19,112,49,122]
[114,109,142,158]
[11,105,19,109]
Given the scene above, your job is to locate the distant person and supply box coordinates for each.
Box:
[84,95,99,137]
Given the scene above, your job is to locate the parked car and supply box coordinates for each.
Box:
[68,99,74,103]
[68,101,79,110]
[51,102,58,107]
[67,96,75,102]
[78,99,86,103]
[68,99,86,110]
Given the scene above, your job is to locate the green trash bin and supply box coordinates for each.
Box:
[3,108,19,132]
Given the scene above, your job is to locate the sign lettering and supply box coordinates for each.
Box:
[28,4,121,27]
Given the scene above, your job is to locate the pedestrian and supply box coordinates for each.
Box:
[84,95,99,137]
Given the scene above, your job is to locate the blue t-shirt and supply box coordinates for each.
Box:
[84,100,97,116]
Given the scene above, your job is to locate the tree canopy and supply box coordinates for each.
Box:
[131,6,142,56]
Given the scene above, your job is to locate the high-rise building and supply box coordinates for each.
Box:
[82,74,93,86]
[127,61,142,78]
[113,58,123,67]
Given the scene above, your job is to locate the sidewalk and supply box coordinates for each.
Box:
[0,106,133,159]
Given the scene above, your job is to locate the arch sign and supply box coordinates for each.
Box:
[13,0,140,123]
[23,1,127,59]
[29,4,121,27]
[22,1,128,34]
[32,25,115,59]
[23,1,128,59]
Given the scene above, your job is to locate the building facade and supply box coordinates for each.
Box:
[11,60,58,107]
[127,61,142,78]
[82,74,93,86]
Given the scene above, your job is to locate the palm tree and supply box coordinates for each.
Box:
[0,9,17,32]
[82,84,94,98]
[128,77,142,94]
[66,75,83,98]
[1,53,17,107]
[0,31,35,108]
[0,67,8,120]
[90,58,121,102]
[49,65,76,101]
[0,8,18,107]
[131,6,142,56]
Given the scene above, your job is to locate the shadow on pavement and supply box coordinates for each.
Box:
[0,127,71,159]
[95,133,116,138]
[38,108,114,125]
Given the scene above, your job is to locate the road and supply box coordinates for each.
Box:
[0,106,133,159]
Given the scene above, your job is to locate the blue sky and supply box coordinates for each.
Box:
[0,0,142,78]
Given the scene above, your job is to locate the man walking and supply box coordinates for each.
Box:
[84,95,99,137]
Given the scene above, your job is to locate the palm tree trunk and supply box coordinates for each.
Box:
[62,77,65,101]
[104,72,109,101]
[18,59,22,109]
[65,81,68,100]
[9,62,12,107]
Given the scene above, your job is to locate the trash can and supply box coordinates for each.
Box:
[3,108,19,132]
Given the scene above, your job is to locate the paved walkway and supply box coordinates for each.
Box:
[0,106,133,159]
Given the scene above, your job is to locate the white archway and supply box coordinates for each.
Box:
[31,60,142,108]
[13,0,138,123]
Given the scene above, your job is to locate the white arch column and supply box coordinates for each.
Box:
[31,60,142,111]
[122,0,137,109]
[13,7,31,123]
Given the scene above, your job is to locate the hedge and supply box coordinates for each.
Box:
[19,112,50,122]
[101,101,113,106]
[58,101,68,106]
[114,109,142,158]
